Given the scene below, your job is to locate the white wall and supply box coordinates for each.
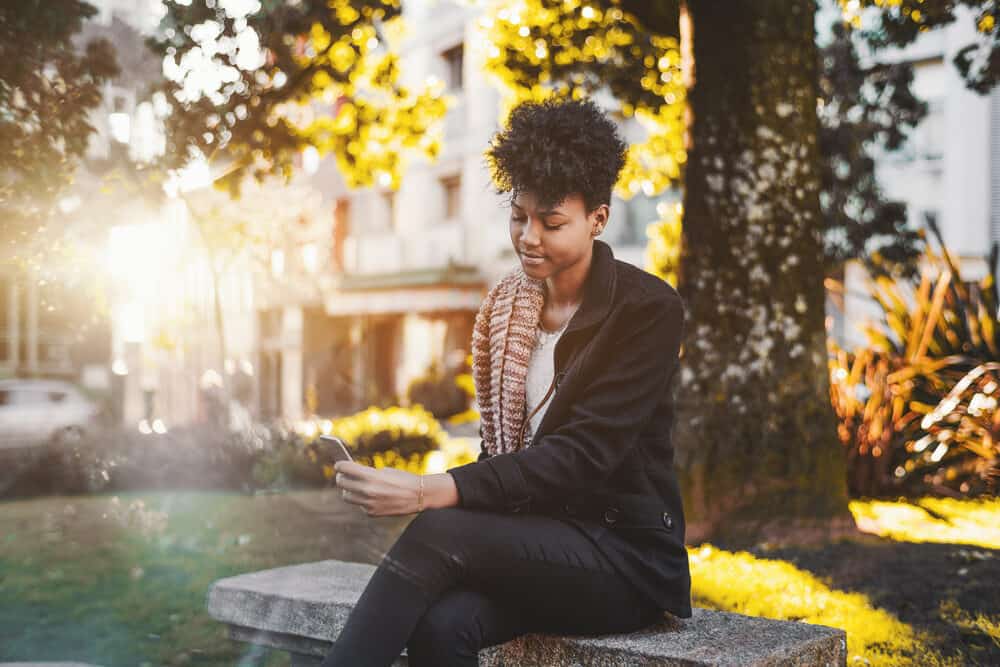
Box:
[817,1,999,349]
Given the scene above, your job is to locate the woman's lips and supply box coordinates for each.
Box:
[520,253,545,265]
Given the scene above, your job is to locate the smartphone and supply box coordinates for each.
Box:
[318,434,354,463]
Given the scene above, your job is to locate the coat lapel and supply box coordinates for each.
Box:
[552,239,618,372]
[475,239,619,455]
[529,240,619,446]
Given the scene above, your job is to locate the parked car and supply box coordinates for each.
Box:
[0,379,103,453]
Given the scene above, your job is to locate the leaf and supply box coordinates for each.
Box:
[915,270,950,359]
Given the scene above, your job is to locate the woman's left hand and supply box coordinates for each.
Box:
[333,460,422,517]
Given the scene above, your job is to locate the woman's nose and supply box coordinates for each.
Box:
[519,219,541,246]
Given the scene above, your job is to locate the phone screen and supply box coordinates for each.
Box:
[319,435,353,463]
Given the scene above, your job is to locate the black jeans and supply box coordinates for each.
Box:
[320,506,661,667]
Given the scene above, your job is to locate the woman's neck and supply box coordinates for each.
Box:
[544,247,593,309]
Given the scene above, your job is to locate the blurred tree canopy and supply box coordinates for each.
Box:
[479,0,930,278]
[829,0,1000,276]
[840,0,1000,93]
[149,0,448,194]
[817,18,927,280]
[0,0,119,263]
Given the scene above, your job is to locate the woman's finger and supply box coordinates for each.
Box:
[333,463,368,487]
[341,487,366,504]
[337,476,369,497]
[334,460,369,477]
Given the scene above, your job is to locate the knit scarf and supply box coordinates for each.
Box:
[471,268,548,456]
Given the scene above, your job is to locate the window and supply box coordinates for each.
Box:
[442,44,464,91]
[381,190,396,231]
[440,174,461,220]
[332,197,351,272]
[899,58,945,164]
[260,308,282,340]
[913,98,944,161]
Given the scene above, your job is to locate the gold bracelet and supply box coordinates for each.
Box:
[417,475,425,512]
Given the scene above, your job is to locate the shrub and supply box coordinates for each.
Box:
[1,422,272,499]
[406,357,472,420]
[2,407,471,498]
[828,219,999,497]
[283,405,451,485]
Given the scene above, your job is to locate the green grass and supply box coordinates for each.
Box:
[2,492,998,666]
[0,490,409,666]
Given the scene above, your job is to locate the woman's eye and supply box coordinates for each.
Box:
[510,216,560,230]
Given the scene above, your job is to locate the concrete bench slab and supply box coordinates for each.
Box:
[207,560,847,666]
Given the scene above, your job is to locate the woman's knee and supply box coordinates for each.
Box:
[407,589,484,662]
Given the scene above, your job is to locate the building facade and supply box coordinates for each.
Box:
[259,0,677,424]
[818,1,1000,348]
[10,1,996,430]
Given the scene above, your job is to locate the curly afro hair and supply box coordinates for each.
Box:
[484,97,629,215]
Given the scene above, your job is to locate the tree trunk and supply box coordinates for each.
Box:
[675,0,854,545]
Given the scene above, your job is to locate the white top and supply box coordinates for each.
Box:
[524,314,573,441]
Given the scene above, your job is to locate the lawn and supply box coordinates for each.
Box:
[0,489,412,666]
[1,491,998,666]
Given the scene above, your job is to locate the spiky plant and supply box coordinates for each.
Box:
[828,218,999,496]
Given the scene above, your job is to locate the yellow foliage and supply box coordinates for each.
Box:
[690,544,961,666]
[454,372,475,397]
[849,496,1000,549]
[295,405,461,475]
[281,13,449,190]
[644,200,682,286]
[446,408,480,426]
[355,437,475,474]
[837,0,941,31]
[477,0,686,202]
[940,600,1000,649]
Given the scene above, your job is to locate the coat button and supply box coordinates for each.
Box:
[563,503,576,516]
[603,507,620,524]
[511,506,522,513]
[661,512,674,531]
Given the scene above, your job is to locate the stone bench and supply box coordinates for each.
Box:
[207,560,847,666]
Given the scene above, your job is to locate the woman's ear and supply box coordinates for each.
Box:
[591,204,609,236]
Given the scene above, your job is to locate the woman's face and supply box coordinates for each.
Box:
[508,191,607,279]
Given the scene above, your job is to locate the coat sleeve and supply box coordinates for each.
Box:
[448,294,685,513]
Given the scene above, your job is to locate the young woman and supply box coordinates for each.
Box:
[323,97,690,667]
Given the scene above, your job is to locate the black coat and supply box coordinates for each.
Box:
[448,239,692,618]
